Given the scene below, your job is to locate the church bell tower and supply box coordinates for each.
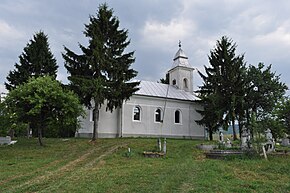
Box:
[168,42,194,93]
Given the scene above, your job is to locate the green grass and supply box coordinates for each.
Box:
[0,138,289,193]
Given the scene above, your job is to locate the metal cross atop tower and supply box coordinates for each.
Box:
[178,40,181,48]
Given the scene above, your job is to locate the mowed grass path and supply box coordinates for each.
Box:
[0,138,289,193]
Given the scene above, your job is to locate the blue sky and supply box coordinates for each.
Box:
[1,0,290,94]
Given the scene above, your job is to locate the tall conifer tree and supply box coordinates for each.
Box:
[197,36,246,140]
[5,31,58,91]
[63,3,139,141]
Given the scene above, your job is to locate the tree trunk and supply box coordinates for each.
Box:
[92,104,100,141]
[209,129,213,141]
[238,118,242,139]
[38,126,43,146]
[246,109,250,130]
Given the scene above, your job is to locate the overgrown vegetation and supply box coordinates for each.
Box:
[0,138,289,192]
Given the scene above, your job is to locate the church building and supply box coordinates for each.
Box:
[76,45,205,139]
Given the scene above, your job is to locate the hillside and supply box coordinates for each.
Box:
[0,138,289,192]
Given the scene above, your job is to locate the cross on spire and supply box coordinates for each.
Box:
[178,40,181,48]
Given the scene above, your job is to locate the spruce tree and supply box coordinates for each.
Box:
[5,31,58,91]
[197,36,246,140]
[63,3,139,141]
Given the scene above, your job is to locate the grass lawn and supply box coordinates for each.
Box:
[0,138,289,193]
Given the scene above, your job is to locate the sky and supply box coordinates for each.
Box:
[1,0,290,95]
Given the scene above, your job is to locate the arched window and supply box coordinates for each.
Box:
[133,106,141,121]
[172,79,176,85]
[183,78,188,89]
[155,108,162,122]
[175,110,182,124]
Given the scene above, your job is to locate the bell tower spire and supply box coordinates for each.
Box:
[168,42,194,93]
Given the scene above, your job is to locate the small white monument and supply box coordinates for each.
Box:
[264,129,275,152]
[157,138,162,151]
[241,126,251,150]
[219,131,224,143]
[163,138,167,154]
[281,138,289,147]
[0,136,11,145]
[0,136,17,145]
[225,138,232,148]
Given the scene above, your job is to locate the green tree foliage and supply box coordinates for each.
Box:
[3,76,84,146]
[63,3,139,141]
[5,31,58,91]
[197,36,246,140]
[197,36,288,141]
[242,63,287,139]
[195,96,223,140]
[160,73,169,84]
[0,101,9,136]
[245,63,287,119]
[271,97,290,137]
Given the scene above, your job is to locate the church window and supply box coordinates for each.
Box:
[172,79,176,85]
[155,108,162,123]
[175,110,182,124]
[183,78,188,89]
[133,106,141,121]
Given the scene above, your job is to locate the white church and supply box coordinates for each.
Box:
[76,45,205,139]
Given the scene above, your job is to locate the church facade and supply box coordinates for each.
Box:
[76,46,205,139]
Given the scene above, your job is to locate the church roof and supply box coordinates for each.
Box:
[172,47,191,68]
[134,80,198,101]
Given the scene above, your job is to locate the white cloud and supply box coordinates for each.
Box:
[0,20,24,48]
[140,18,196,50]
[254,21,290,47]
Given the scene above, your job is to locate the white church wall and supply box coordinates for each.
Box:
[122,95,205,139]
[76,107,94,138]
[98,106,120,138]
[189,103,204,138]
[76,101,120,138]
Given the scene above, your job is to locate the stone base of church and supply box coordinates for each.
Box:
[75,132,205,140]
[122,133,205,140]
[75,132,120,138]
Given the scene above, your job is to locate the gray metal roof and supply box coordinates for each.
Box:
[134,80,198,101]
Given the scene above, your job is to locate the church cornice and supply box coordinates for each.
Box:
[168,65,195,73]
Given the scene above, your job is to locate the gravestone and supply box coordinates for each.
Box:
[163,138,167,154]
[281,138,289,147]
[241,126,251,150]
[219,131,224,143]
[0,136,11,145]
[157,138,162,151]
[225,138,232,148]
[264,129,275,152]
[196,144,218,151]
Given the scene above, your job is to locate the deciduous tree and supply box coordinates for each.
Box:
[4,76,83,146]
